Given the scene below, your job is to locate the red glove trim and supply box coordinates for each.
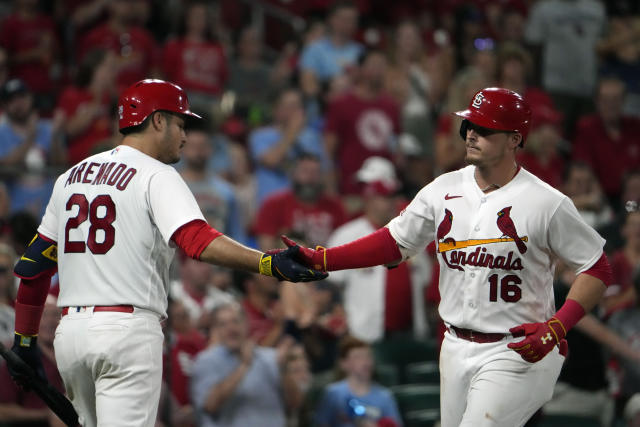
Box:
[15,273,52,335]
[171,220,223,260]
[582,252,612,287]
[325,227,402,271]
[552,298,585,334]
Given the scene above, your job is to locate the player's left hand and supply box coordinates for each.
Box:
[9,333,47,388]
[260,245,328,282]
[507,317,566,363]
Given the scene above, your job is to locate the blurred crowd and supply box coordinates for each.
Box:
[0,0,640,426]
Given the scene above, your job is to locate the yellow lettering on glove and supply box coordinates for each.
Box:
[259,254,273,277]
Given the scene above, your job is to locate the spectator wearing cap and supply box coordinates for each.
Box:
[0,79,65,217]
[55,49,118,165]
[516,104,565,189]
[298,1,363,100]
[0,0,60,112]
[324,157,412,342]
[249,88,326,204]
[78,0,159,91]
[0,292,64,426]
[253,153,346,252]
[572,77,640,202]
[324,49,401,197]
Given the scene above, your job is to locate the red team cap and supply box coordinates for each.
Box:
[454,87,531,143]
[118,79,202,130]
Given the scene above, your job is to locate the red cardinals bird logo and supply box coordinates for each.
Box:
[437,208,453,240]
[496,206,527,254]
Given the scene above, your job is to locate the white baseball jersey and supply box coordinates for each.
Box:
[38,145,205,317]
[327,217,386,342]
[388,165,605,333]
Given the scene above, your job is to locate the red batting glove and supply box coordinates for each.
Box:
[507,317,567,363]
[281,235,327,272]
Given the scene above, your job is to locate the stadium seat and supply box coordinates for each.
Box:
[405,361,440,385]
[391,383,440,412]
[374,363,400,387]
[404,408,441,427]
[373,336,439,381]
[537,414,601,427]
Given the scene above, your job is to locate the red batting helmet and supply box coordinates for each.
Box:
[118,79,201,130]
[454,87,531,144]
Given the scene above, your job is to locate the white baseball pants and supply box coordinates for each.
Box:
[439,329,565,427]
[53,307,164,427]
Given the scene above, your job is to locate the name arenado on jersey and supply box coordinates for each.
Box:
[64,161,137,191]
[441,246,524,272]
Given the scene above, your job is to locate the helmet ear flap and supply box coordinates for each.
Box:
[459,119,469,141]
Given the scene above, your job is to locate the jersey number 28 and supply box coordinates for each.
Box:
[64,193,116,254]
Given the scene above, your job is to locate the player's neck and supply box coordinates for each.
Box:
[474,161,518,193]
[122,137,160,161]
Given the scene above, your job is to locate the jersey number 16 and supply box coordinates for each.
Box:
[64,193,116,254]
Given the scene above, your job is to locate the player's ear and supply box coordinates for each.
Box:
[150,111,166,132]
[509,133,522,150]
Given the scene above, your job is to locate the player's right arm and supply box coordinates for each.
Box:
[151,170,326,282]
[279,183,437,272]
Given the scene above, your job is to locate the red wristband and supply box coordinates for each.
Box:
[551,298,586,335]
[325,227,402,271]
[14,301,45,335]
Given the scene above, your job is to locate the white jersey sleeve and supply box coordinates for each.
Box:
[37,174,65,242]
[388,183,437,256]
[547,197,605,273]
[147,169,205,244]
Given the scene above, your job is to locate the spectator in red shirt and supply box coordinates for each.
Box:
[573,77,640,201]
[324,49,401,195]
[55,48,117,165]
[79,0,159,91]
[239,272,284,347]
[162,1,227,111]
[165,298,206,424]
[0,0,60,113]
[517,103,565,189]
[603,210,640,317]
[253,154,346,251]
[0,295,64,427]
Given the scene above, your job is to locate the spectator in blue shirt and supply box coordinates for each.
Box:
[315,336,403,427]
[190,302,303,427]
[180,127,247,244]
[0,79,65,217]
[299,1,362,100]
[249,88,325,203]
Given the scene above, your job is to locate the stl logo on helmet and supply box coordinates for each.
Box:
[472,92,485,108]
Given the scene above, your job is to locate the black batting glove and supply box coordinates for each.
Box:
[259,245,328,282]
[10,333,47,388]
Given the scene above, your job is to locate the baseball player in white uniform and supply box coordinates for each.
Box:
[8,79,326,427]
[283,88,613,426]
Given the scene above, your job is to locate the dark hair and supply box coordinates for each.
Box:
[75,49,109,88]
[119,110,173,136]
[329,0,358,17]
[176,0,216,41]
[356,48,385,67]
[338,335,370,360]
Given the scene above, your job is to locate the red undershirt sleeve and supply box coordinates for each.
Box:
[171,219,223,260]
[581,252,612,287]
[326,227,402,271]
